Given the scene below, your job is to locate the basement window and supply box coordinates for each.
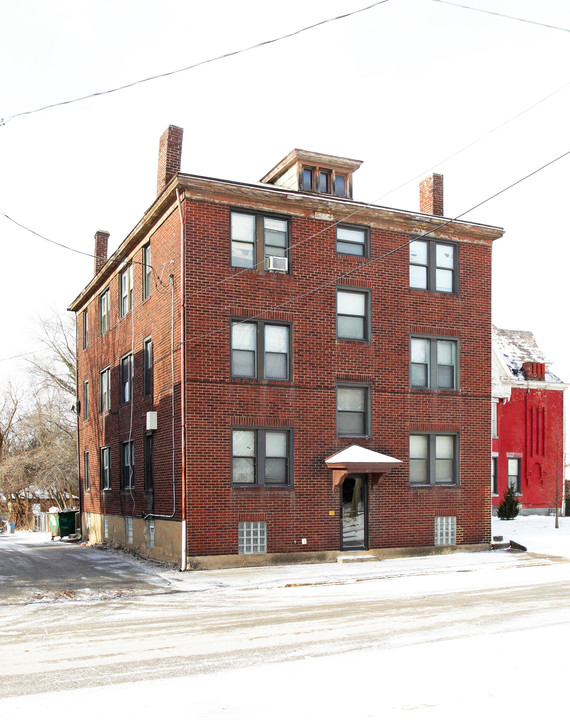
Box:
[434,516,456,546]
[238,521,267,554]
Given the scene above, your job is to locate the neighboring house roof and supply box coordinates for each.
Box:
[492,325,565,388]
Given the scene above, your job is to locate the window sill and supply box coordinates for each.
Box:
[410,484,459,489]
[231,377,291,385]
[410,387,460,394]
[232,484,292,490]
[409,287,458,297]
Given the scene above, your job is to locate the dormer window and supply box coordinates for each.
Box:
[261,150,362,199]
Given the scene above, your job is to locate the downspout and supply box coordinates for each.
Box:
[176,187,187,571]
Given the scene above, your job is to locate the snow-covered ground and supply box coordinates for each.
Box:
[2,516,570,719]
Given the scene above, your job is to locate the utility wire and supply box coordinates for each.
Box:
[431,0,570,33]
[0,1,389,126]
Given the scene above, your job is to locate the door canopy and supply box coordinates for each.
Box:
[325,445,402,488]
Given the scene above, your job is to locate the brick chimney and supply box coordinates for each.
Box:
[522,362,546,381]
[94,230,110,276]
[157,125,183,195]
[420,173,444,216]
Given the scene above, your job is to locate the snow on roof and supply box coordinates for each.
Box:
[325,445,402,465]
[492,325,563,383]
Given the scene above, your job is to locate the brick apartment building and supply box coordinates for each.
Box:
[492,326,566,513]
[69,126,504,569]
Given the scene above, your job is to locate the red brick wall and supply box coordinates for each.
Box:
[182,196,494,555]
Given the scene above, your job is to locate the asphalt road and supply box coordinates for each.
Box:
[2,532,570,700]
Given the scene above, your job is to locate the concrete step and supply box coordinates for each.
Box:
[337,554,377,564]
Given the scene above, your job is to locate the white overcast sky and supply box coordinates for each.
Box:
[1,0,569,392]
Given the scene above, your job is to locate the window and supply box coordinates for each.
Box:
[410,336,458,390]
[492,456,498,495]
[100,367,110,413]
[144,434,154,492]
[230,211,289,271]
[301,166,347,197]
[143,338,153,396]
[83,381,89,420]
[82,310,88,349]
[508,457,521,493]
[231,321,290,380]
[100,446,111,490]
[232,428,292,486]
[84,451,90,492]
[122,440,135,490]
[409,434,458,486]
[337,385,369,437]
[238,521,267,554]
[434,516,456,546]
[125,517,133,544]
[491,399,498,438]
[336,225,368,257]
[99,287,110,335]
[120,265,133,316]
[143,243,152,299]
[409,239,457,293]
[120,354,133,404]
[337,289,369,340]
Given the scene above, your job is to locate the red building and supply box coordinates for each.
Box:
[69,126,504,568]
[492,326,567,513]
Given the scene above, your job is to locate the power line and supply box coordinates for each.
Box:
[431,0,570,33]
[0,1,389,126]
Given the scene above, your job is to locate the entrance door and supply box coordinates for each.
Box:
[341,475,368,550]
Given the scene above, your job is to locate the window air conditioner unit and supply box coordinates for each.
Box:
[146,411,157,431]
[267,256,288,272]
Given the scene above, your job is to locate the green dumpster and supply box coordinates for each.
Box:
[58,510,77,538]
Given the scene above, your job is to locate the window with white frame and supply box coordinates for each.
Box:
[121,440,135,490]
[409,433,458,486]
[238,521,267,554]
[231,321,290,380]
[99,287,110,334]
[337,385,369,437]
[100,446,111,490]
[120,353,133,404]
[409,239,457,293]
[434,516,456,545]
[336,225,368,257]
[230,211,289,271]
[120,265,133,317]
[232,428,291,486]
[508,457,521,493]
[142,243,152,299]
[491,399,498,438]
[410,336,458,390]
[337,288,369,340]
[100,367,110,413]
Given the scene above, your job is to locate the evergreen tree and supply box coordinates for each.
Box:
[497,485,520,520]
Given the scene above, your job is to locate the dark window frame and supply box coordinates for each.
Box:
[100,446,111,490]
[336,224,369,257]
[492,455,498,496]
[337,383,371,438]
[409,238,458,294]
[143,337,153,397]
[410,335,460,391]
[336,287,371,341]
[120,353,133,404]
[121,440,135,490]
[300,165,349,197]
[230,209,290,272]
[84,450,90,492]
[100,366,111,413]
[144,433,154,492]
[231,427,293,488]
[99,287,110,335]
[409,432,459,487]
[82,310,88,349]
[83,380,89,420]
[230,320,291,381]
[142,243,152,300]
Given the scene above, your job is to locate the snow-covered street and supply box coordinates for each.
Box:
[1,516,570,718]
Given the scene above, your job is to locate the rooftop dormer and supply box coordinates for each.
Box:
[260,149,363,199]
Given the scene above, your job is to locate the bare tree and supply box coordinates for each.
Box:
[28,312,76,398]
